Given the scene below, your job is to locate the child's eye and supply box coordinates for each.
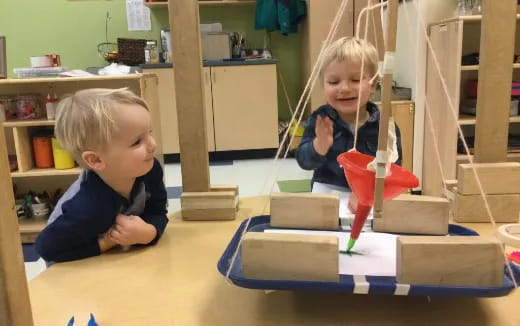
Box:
[352,79,360,83]
[132,139,141,146]
[327,80,339,85]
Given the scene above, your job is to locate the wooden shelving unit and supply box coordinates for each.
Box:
[143,0,256,7]
[423,15,520,196]
[1,74,162,242]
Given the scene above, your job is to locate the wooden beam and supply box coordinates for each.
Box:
[396,236,504,287]
[374,0,399,219]
[457,162,520,195]
[242,232,339,282]
[474,0,517,162]
[453,191,520,223]
[270,193,339,230]
[0,121,34,326]
[373,194,449,235]
[168,0,210,191]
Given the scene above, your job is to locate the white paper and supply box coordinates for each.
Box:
[311,181,373,230]
[200,23,223,33]
[265,228,397,277]
[126,0,151,31]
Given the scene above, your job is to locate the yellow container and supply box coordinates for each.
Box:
[51,138,75,169]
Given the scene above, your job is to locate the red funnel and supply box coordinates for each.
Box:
[337,151,419,251]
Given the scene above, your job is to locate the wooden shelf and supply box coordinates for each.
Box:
[432,14,520,26]
[11,167,81,178]
[143,0,256,7]
[458,114,520,125]
[0,74,147,85]
[3,119,55,127]
[19,218,47,243]
[461,63,520,71]
[456,152,520,162]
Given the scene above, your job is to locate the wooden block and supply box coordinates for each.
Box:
[181,188,238,220]
[453,192,520,223]
[270,193,339,230]
[457,163,520,195]
[445,179,457,192]
[373,194,449,235]
[242,232,339,282]
[396,236,504,287]
[210,184,239,196]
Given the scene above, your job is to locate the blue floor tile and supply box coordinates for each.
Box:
[22,244,40,262]
[166,186,183,199]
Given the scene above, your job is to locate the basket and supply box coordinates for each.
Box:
[117,38,146,66]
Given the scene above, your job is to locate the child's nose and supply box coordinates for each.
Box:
[147,135,157,153]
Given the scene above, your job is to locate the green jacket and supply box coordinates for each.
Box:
[255,0,307,35]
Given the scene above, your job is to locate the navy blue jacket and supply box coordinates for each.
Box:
[35,158,168,263]
[296,102,402,190]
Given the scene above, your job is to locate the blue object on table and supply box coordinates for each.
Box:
[217,215,519,297]
[67,314,98,326]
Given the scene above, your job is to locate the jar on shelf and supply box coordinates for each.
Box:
[145,40,160,64]
[16,94,44,120]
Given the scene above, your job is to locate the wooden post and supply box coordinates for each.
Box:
[373,0,399,219]
[0,120,34,326]
[474,0,517,162]
[168,0,238,220]
[168,0,210,192]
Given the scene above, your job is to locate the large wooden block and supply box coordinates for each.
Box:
[396,236,504,287]
[270,193,339,230]
[453,191,520,223]
[181,184,239,220]
[242,232,339,282]
[457,163,520,195]
[373,194,449,235]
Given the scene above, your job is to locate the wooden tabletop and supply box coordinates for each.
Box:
[29,196,520,326]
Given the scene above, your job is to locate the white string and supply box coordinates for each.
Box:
[404,0,517,288]
[224,0,352,283]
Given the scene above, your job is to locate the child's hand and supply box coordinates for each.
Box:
[109,214,157,246]
[98,231,118,253]
[313,115,333,156]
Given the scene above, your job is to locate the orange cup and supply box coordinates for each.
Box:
[33,136,54,168]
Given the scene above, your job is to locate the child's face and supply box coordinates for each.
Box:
[322,58,375,120]
[98,103,156,179]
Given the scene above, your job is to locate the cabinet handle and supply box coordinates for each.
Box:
[409,103,415,115]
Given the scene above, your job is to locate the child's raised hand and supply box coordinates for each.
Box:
[313,115,334,156]
[109,214,157,246]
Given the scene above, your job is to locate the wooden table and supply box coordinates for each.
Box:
[29,196,520,325]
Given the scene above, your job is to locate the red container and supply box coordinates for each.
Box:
[33,136,54,168]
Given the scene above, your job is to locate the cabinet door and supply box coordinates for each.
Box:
[392,101,415,172]
[145,68,215,154]
[211,65,279,151]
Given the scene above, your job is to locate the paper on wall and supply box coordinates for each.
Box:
[126,0,151,31]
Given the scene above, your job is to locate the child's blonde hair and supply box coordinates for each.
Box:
[319,36,379,82]
[55,88,148,165]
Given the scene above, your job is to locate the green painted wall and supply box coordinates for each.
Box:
[0,1,302,120]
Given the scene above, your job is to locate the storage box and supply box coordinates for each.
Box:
[201,33,231,60]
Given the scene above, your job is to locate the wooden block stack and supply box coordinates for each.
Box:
[453,163,520,223]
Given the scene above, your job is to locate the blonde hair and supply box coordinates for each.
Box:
[54,88,148,165]
[319,36,379,81]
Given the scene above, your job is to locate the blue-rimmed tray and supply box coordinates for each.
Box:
[217,215,519,297]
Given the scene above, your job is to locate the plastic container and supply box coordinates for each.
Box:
[51,137,75,169]
[33,136,54,168]
[145,40,160,64]
[45,94,57,120]
[16,94,44,120]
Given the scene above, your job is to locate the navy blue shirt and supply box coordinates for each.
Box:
[296,102,402,190]
[35,158,168,263]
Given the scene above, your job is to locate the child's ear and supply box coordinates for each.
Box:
[81,151,105,171]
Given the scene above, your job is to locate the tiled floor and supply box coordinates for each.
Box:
[24,158,312,281]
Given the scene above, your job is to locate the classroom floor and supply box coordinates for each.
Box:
[23,158,313,281]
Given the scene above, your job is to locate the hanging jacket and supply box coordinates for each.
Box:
[255,0,307,35]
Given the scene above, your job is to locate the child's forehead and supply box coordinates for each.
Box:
[324,58,368,75]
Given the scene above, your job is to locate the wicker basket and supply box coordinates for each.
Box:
[117,38,146,66]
